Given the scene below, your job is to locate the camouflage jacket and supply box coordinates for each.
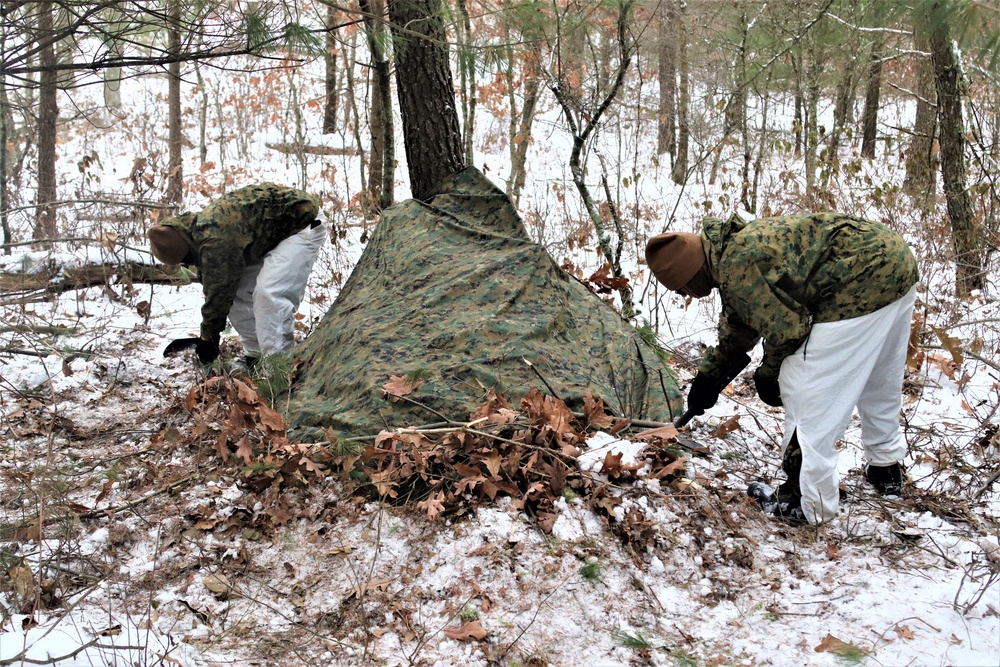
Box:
[698,212,919,381]
[161,183,320,341]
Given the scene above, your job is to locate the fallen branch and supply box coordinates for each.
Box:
[0,261,188,302]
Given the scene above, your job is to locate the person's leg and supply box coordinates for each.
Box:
[227,261,264,356]
[779,312,888,523]
[252,222,327,356]
[857,286,917,466]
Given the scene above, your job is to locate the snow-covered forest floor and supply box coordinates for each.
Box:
[1,58,1000,667]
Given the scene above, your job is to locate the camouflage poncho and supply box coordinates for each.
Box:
[160,183,320,341]
[699,213,919,381]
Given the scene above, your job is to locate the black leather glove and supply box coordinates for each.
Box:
[687,371,721,416]
[753,368,782,407]
[164,336,220,364]
[163,337,200,357]
[195,337,221,364]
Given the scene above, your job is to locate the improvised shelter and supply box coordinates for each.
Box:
[287,168,683,441]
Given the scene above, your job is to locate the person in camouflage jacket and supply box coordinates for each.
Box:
[646,212,919,524]
[147,183,327,364]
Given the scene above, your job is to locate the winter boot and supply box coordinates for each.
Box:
[747,482,807,524]
[866,462,905,496]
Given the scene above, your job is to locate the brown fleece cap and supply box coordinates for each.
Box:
[148,224,190,265]
[645,232,706,290]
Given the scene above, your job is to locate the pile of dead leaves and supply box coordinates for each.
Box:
[180,375,696,554]
[183,374,333,493]
[357,386,694,552]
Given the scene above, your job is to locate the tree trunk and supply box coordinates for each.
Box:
[34,1,57,241]
[670,2,688,186]
[344,32,369,199]
[456,0,476,164]
[387,0,465,200]
[804,41,821,195]
[929,16,983,294]
[165,0,183,204]
[655,1,677,157]
[361,0,394,212]
[322,4,339,134]
[826,53,857,180]
[792,54,803,157]
[1,73,9,252]
[506,42,541,205]
[860,38,882,159]
[904,26,938,206]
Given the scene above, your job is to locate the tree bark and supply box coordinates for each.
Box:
[656,1,677,157]
[904,26,938,206]
[804,40,821,195]
[165,0,183,204]
[34,1,58,241]
[929,15,983,294]
[387,0,465,200]
[506,42,541,205]
[361,0,394,212]
[322,4,339,134]
[670,2,688,186]
[860,38,882,159]
[456,0,476,164]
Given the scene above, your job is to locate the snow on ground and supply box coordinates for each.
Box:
[2,59,1000,667]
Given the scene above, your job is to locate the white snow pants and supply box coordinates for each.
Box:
[227,218,327,357]
[779,285,917,524]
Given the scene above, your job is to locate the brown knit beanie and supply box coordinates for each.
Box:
[148,224,191,265]
[645,232,706,290]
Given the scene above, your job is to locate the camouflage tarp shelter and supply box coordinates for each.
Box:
[287,167,683,441]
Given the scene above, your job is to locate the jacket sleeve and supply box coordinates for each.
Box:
[699,306,760,379]
[197,238,245,342]
[706,259,812,380]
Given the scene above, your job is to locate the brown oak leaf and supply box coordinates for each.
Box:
[443,620,487,642]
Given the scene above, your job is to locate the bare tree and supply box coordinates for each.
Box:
[904,25,938,207]
[655,3,677,158]
[34,1,58,240]
[929,7,983,294]
[860,37,883,159]
[361,0,394,211]
[322,4,339,134]
[165,0,183,205]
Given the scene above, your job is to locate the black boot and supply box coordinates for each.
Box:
[747,482,807,524]
[866,462,905,496]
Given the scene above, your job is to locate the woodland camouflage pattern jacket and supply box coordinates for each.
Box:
[698,212,919,381]
[160,183,320,341]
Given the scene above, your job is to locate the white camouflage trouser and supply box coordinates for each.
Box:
[227,216,327,357]
[779,284,918,524]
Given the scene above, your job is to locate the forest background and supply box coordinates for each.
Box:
[1,0,1000,666]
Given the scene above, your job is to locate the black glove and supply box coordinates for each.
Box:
[753,368,782,407]
[195,337,221,364]
[687,371,721,416]
[163,337,200,357]
[164,336,220,364]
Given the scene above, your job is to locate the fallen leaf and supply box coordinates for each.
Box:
[443,620,487,641]
[931,326,965,365]
[8,560,34,597]
[345,578,392,600]
[634,424,679,441]
[894,624,915,640]
[814,633,865,658]
[203,573,238,600]
[711,414,742,438]
[235,436,254,464]
[384,374,423,401]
